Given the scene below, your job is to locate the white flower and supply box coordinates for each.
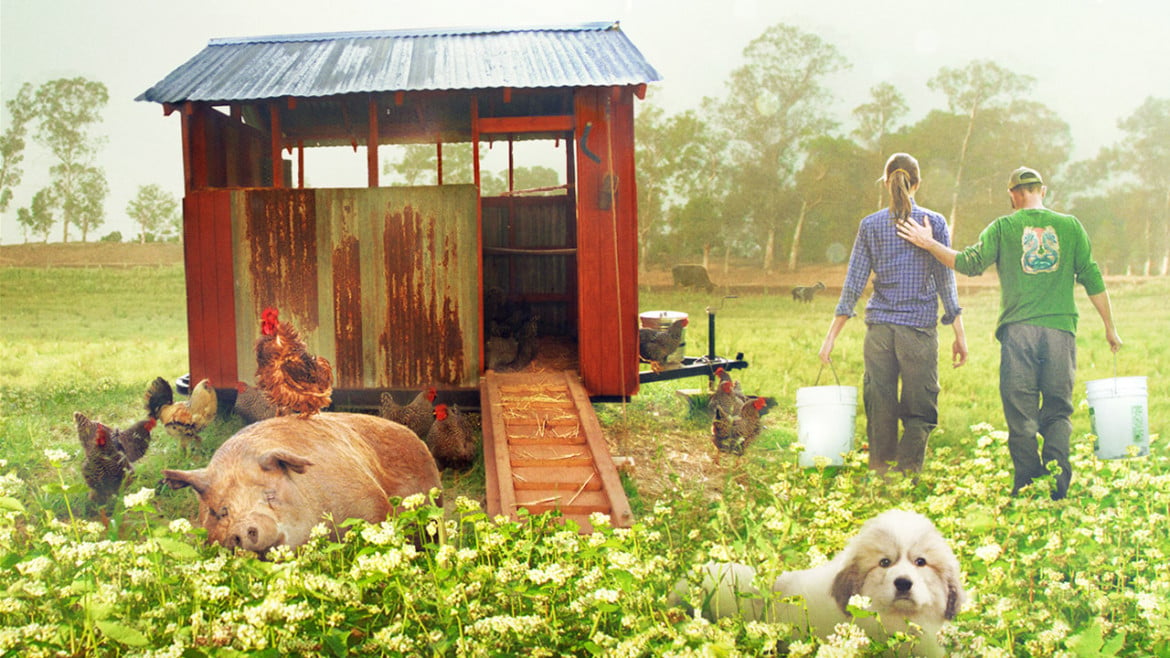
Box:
[847,594,871,610]
[975,543,1003,563]
[43,449,70,464]
[401,492,426,510]
[122,487,156,509]
[168,518,193,534]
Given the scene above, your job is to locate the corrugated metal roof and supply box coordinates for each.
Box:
[138,22,661,104]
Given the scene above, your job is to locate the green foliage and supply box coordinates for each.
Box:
[1,268,1167,656]
[125,184,180,244]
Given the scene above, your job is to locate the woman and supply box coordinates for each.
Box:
[819,153,967,474]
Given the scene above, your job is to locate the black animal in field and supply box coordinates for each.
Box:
[791,281,825,303]
[672,264,715,293]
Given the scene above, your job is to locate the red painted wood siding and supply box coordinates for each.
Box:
[574,88,640,398]
[182,190,238,388]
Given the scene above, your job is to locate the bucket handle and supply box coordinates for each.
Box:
[815,360,842,387]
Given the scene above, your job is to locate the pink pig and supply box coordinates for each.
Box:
[163,412,441,554]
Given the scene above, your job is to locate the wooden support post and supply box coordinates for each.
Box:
[367,95,379,188]
[269,102,283,188]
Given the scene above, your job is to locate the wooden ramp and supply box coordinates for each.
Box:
[480,370,633,531]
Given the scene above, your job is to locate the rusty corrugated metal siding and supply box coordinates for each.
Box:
[231,186,479,390]
[139,22,661,103]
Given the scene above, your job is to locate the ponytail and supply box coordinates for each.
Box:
[883,153,920,222]
[888,168,914,221]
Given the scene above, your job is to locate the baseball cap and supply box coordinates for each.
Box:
[1008,166,1044,190]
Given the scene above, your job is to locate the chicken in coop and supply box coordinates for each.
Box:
[232,381,278,425]
[74,411,134,505]
[145,376,218,455]
[379,387,438,439]
[425,403,478,470]
[254,307,334,417]
[639,317,688,372]
[712,396,767,457]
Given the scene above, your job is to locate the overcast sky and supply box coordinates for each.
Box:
[2,0,1168,243]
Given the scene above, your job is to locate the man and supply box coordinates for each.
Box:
[897,166,1122,500]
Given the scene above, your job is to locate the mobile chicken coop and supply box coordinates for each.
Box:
[139,22,661,528]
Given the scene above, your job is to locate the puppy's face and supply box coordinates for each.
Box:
[830,511,966,625]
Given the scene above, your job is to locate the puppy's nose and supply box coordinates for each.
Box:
[894,577,913,592]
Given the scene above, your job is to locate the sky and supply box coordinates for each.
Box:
[2,0,1168,244]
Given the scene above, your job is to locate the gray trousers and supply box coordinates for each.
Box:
[863,324,940,472]
[998,323,1077,499]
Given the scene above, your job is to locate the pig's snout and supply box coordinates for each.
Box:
[223,515,280,553]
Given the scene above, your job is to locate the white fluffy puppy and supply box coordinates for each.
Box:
[672,509,966,657]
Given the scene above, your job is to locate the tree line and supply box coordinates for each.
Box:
[633,24,1170,277]
[1,78,179,244]
[4,23,1166,276]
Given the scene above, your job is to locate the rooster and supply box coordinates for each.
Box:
[639,317,688,372]
[74,411,134,505]
[425,403,478,470]
[712,396,767,457]
[379,387,438,439]
[145,376,218,455]
[254,307,333,417]
[232,381,278,425]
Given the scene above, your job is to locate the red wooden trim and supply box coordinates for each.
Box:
[269,103,283,188]
[478,115,573,135]
[472,96,484,373]
[633,84,647,100]
[503,87,512,104]
[367,96,379,187]
[297,140,305,189]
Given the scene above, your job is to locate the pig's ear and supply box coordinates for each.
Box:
[162,469,211,495]
[256,449,314,474]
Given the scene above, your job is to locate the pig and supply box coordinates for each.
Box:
[671,264,716,293]
[162,412,441,554]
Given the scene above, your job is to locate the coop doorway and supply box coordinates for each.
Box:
[480,136,580,374]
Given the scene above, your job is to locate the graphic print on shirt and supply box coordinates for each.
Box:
[1021,226,1060,274]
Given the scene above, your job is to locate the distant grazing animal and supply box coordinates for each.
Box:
[671,509,966,657]
[672,264,716,293]
[791,281,826,303]
[162,412,441,555]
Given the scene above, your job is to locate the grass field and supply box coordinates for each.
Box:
[1,264,1167,655]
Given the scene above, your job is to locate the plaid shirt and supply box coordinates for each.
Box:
[835,202,962,327]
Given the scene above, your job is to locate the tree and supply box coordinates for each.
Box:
[852,82,909,209]
[16,188,58,243]
[60,165,108,242]
[788,136,872,270]
[719,23,849,271]
[1067,97,1170,275]
[30,77,109,242]
[0,83,36,218]
[927,60,1034,238]
[127,184,180,243]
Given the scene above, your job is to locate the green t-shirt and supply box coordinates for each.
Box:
[953,207,1105,337]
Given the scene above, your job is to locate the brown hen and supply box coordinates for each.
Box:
[425,403,478,470]
[254,307,333,417]
[379,387,437,439]
[712,396,767,457]
[75,411,133,504]
[639,317,688,372]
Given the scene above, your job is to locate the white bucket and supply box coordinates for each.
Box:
[639,310,687,367]
[796,385,858,467]
[1086,376,1149,459]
